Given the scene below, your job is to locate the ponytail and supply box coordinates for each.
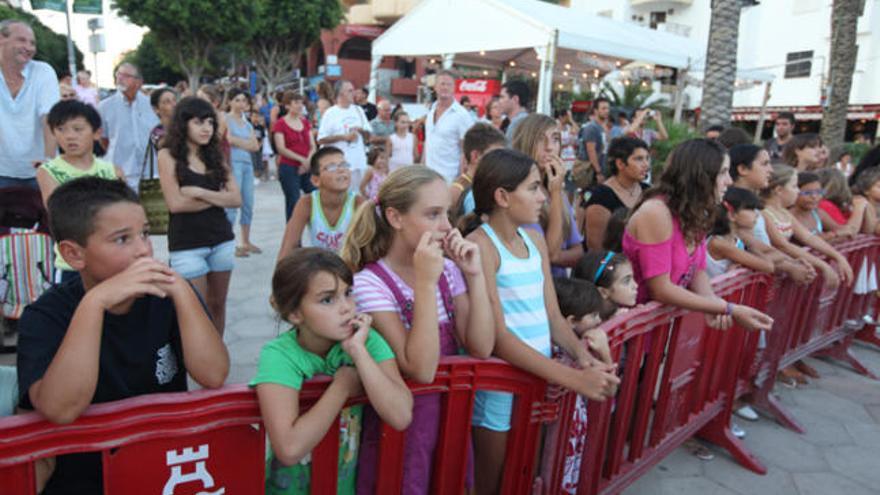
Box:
[341,198,394,271]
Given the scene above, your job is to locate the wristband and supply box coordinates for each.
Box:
[725,302,734,315]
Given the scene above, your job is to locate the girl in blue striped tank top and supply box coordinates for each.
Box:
[462,149,620,495]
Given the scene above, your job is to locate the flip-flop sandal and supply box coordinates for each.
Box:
[776,372,797,389]
[684,439,715,461]
[235,246,249,258]
[247,244,263,254]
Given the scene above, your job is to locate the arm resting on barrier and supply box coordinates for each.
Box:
[256,379,354,466]
[708,237,774,274]
[789,218,854,285]
[763,212,840,288]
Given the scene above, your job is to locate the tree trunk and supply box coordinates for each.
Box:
[699,0,742,132]
[820,0,864,150]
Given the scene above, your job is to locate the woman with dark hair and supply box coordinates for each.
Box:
[149,87,177,150]
[623,138,773,331]
[579,136,650,251]
[158,96,241,335]
[225,88,262,257]
[484,97,505,130]
[849,144,880,187]
[272,90,316,220]
[781,133,822,171]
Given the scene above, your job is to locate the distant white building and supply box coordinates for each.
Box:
[571,0,880,139]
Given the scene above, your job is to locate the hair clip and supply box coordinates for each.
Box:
[594,251,615,283]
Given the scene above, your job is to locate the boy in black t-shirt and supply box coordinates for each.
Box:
[16,177,230,495]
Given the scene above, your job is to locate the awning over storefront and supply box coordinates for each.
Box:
[369,0,703,113]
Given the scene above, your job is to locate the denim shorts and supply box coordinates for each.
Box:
[471,390,514,432]
[169,240,235,279]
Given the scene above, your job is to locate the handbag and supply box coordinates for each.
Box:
[139,135,169,235]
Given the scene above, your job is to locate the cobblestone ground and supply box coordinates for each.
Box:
[3,179,879,495]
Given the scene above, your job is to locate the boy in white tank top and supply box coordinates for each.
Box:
[276,147,364,261]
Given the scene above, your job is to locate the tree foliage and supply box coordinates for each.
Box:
[112,0,257,90]
[122,31,184,85]
[248,0,343,93]
[0,5,84,77]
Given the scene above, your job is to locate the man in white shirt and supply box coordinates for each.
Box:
[0,20,58,189]
[317,79,371,189]
[424,70,474,183]
[98,63,159,192]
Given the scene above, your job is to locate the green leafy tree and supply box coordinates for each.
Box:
[112,0,257,90]
[0,5,83,77]
[122,31,184,85]
[599,81,659,114]
[249,0,343,93]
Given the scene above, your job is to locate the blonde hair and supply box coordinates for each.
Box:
[761,163,797,199]
[816,167,853,209]
[341,166,445,271]
[510,113,570,239]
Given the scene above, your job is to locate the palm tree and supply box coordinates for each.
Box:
[819,0,865,150]
[599,82,657,114]
[698,0,742,132]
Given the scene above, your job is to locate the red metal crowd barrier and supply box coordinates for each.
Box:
[1,237,877,495]
[0,358,551,495]
[539,269,772,495]
[737,234,880,433]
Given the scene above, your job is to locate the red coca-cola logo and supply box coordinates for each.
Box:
[458,80,489,92]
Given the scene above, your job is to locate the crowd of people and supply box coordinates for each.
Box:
[4,18,880,495]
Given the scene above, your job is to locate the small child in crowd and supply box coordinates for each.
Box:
[252,248,412,495]
[17,177,229,494]
[707,188,775,278]
[449,122,507,220]
[360,144,389,202]
[463,148,619,494]
[790,171,842,241]
[388,111,418,172]
[545,276,616,495]
[762,164,854,289]
[853,168,880,235]
[573,251,639,315]
[277,146,364,259]
[36,100,124,284]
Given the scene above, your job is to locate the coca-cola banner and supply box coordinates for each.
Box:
[455,79,501,118]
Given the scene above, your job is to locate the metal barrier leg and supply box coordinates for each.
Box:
[750,388,806,434]
[813,335,878,379]
[855,325,880,349]
[698,415,767,475]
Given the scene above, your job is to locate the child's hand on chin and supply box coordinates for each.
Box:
[341,314,372,355]
[91,258,177,310]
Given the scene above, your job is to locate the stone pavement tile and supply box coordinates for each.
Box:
[825,445,880,488]
[634,476,740,495]
[791,472,876,495]
[787,388,875,425]
[865,404,880,424]
[815,372,880,405]
[842,423,880,448]
[651,446,705,478]
[736,419,829,473]
[778,408,856,447]
[703,462,798,495]
[622,466,664,494]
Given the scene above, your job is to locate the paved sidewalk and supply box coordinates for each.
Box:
[3,180,879,495]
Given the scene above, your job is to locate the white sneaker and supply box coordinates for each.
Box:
[735,405,759,421]
[731,423,746,439]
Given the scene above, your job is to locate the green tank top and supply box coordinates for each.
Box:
[40,156,118,271]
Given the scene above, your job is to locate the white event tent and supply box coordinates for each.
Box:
[369,0,704,113]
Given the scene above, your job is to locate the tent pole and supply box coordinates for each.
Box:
[753,81,772,144]
[537,30,558,115]
[368,54,382,103]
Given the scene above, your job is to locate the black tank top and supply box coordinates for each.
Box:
[168,166,234,251]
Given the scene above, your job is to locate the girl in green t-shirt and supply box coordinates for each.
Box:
[251,248,412,495]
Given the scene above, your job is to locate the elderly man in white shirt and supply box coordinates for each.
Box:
[0,20,58,189]
[317,79,372,189]
[98,62,159,192]
[424,70,475,183]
